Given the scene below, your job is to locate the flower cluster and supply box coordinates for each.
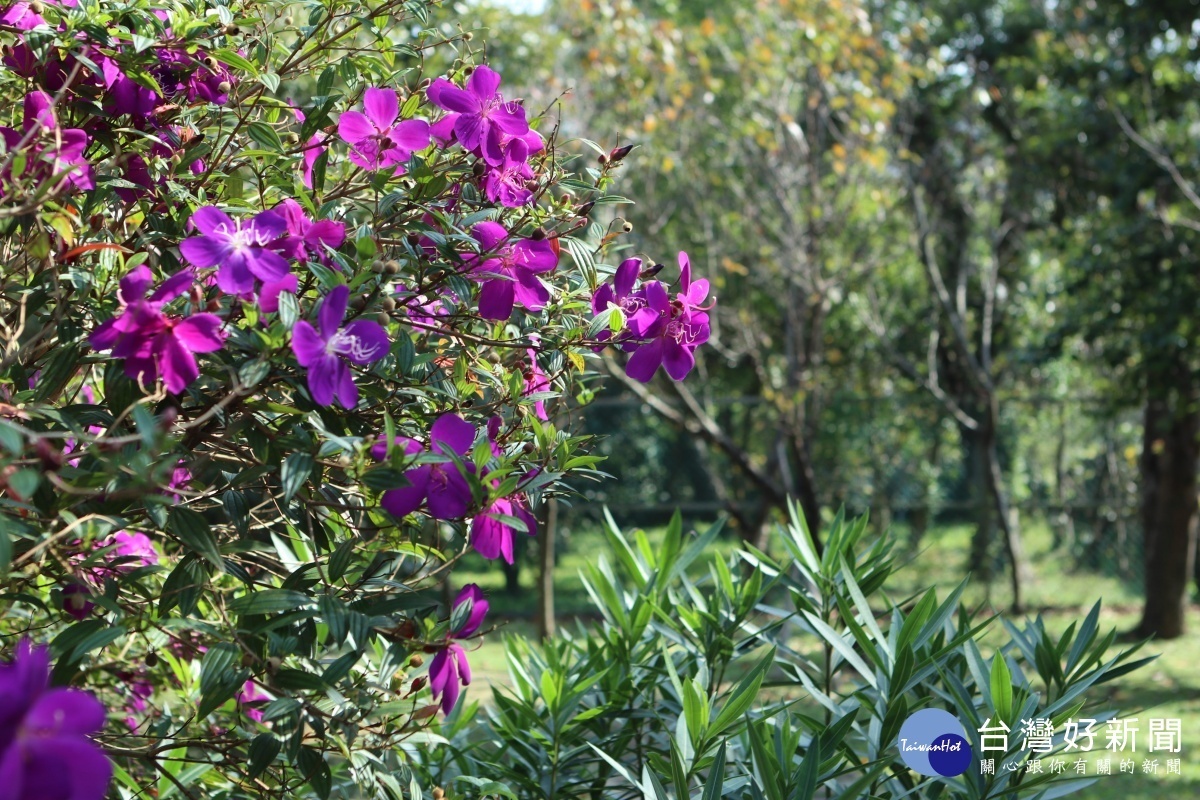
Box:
[373,413,538,564]
[592,252,713,382]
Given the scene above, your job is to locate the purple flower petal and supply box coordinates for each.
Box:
[319,285,350,338]
[306,352,343,407]
[478,278,515,320]
[427,79,477,115]
[626,338,665,383]
[339,319,390,364]
[338,110,374,145]
[389,119,430,152]
[291,321,326,367]
[426,468,471,520]
[171,314,224,352]
[188,206,235,236]
[157,332,201,393]
[362,87,399,129]
[430,413,477,456]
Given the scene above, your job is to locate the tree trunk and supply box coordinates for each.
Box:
[537,499,558,639]
[965,427,994,580]
[1134,379,1199,640]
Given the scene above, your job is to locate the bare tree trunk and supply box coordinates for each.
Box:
[1134,377,1199,640]
[537,498,558,639]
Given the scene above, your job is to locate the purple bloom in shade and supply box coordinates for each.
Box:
[376,413,477,521]
[99,55,160,118]
[426,66,530,166]
[451,584,488,638]
[88,266,226,394]
[338,87,431,175]
[100,531,159,572]
[0,641,112,800]
[470,494,537,564]
[468,222,558,320]
[428,643,471,715]
[273,199,346,264]
[165,460,192,502]
[484,138,536,207]
[292,106,327,189]
[122,676,153,731]
[61,583,94,621]
[0,91,93,192]
[523,349,550,421]
[257,273,299,314]
[291,285,390,409]
[188,55,234,105]
[179,207,292,296]
[236,681,270,724]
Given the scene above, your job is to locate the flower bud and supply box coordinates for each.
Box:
[381,297,397,312]
[418,77,432,90]
[576,201,595,217]
[204,56,220,70]
[268,656,283,672]
[609,144,635,162]
[530,227,547,241]
[463,65,475,77]
[597,153,609,166]
[29,0,44,13]
[406,232,421,246]
[622,221,634,233]
[284,15,293,25]
[641,262,665,279]
[384,260,400,274]
[224,24,239,35]
[218,81,232,94]
[408,654,424,667]
[351,296,368,311]
[463,31,474,41]
[145,652,159,667]
[522,442,536,454]
[433,789,445,800]
[376,312,391,325]
[0,44,13,58]
[559,192,572,205]
[471,161,486,177]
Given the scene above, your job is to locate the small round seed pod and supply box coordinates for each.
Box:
[384,260,401,274]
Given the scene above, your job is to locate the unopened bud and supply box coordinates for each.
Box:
[609,144,635,162]
[471,161,486,177]
[381,296,397,311]
[376,312,391,325]
[384,260,400,274]
[530,227,547,241]
[371,259,385,273]
[559,192,572,205]
[351,296,368,311]
[224,24,239,35]
[268,656,282,671]
[621,221,634,233]
[418,77,432,90]
[576,201,595,217]
[463,31,474,41]
[29,0,44,13]
[204,56,220,69]
[408,654,424,667]
[284,15,293,25]
[405,232,421,246]
[432,788,445,800]
[218,81,232,94]
[463,65,475,76]
[522,442,536,454]
[597,153,609,165]
[641,262,665,279]
[0,44,13,58]
[145,652,159,667]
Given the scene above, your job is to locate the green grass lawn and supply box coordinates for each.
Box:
[454,516,1200,800]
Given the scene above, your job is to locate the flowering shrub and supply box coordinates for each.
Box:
[0,0,714,795]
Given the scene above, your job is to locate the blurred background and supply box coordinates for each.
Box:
[449,2,1200,795]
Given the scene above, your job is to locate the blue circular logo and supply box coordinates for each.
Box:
[897,709,972,777]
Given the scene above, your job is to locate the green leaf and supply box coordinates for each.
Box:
[247,122,284,152]
[991,651,1014,720]
[281,453,314,502]
[247,733,280,779]
[228,589,313,616]
[168,506,224,570]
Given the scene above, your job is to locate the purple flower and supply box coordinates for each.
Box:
[188,56,234,105]
[99,55,160,118]
[291,285,390,409]
[428,643,471,715]
[624,253,712,382]
[61,583,94,621]
[180,207,293,296]
[470,494,537,564]
[373,413,477,521]
[468,222,558,320]
[100,531,159,572]
[338,87,431,175]
[237,681,270,724]
[257,274,299,314]
[88,266,226,394]
[451,584,488,638]
[0,641,112,800]
[426,66,530,166]
[523,349,550,421]
[0,91,93,192]
[272,199,346,264]
[293,107,327,189]
[484,138,536,207]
